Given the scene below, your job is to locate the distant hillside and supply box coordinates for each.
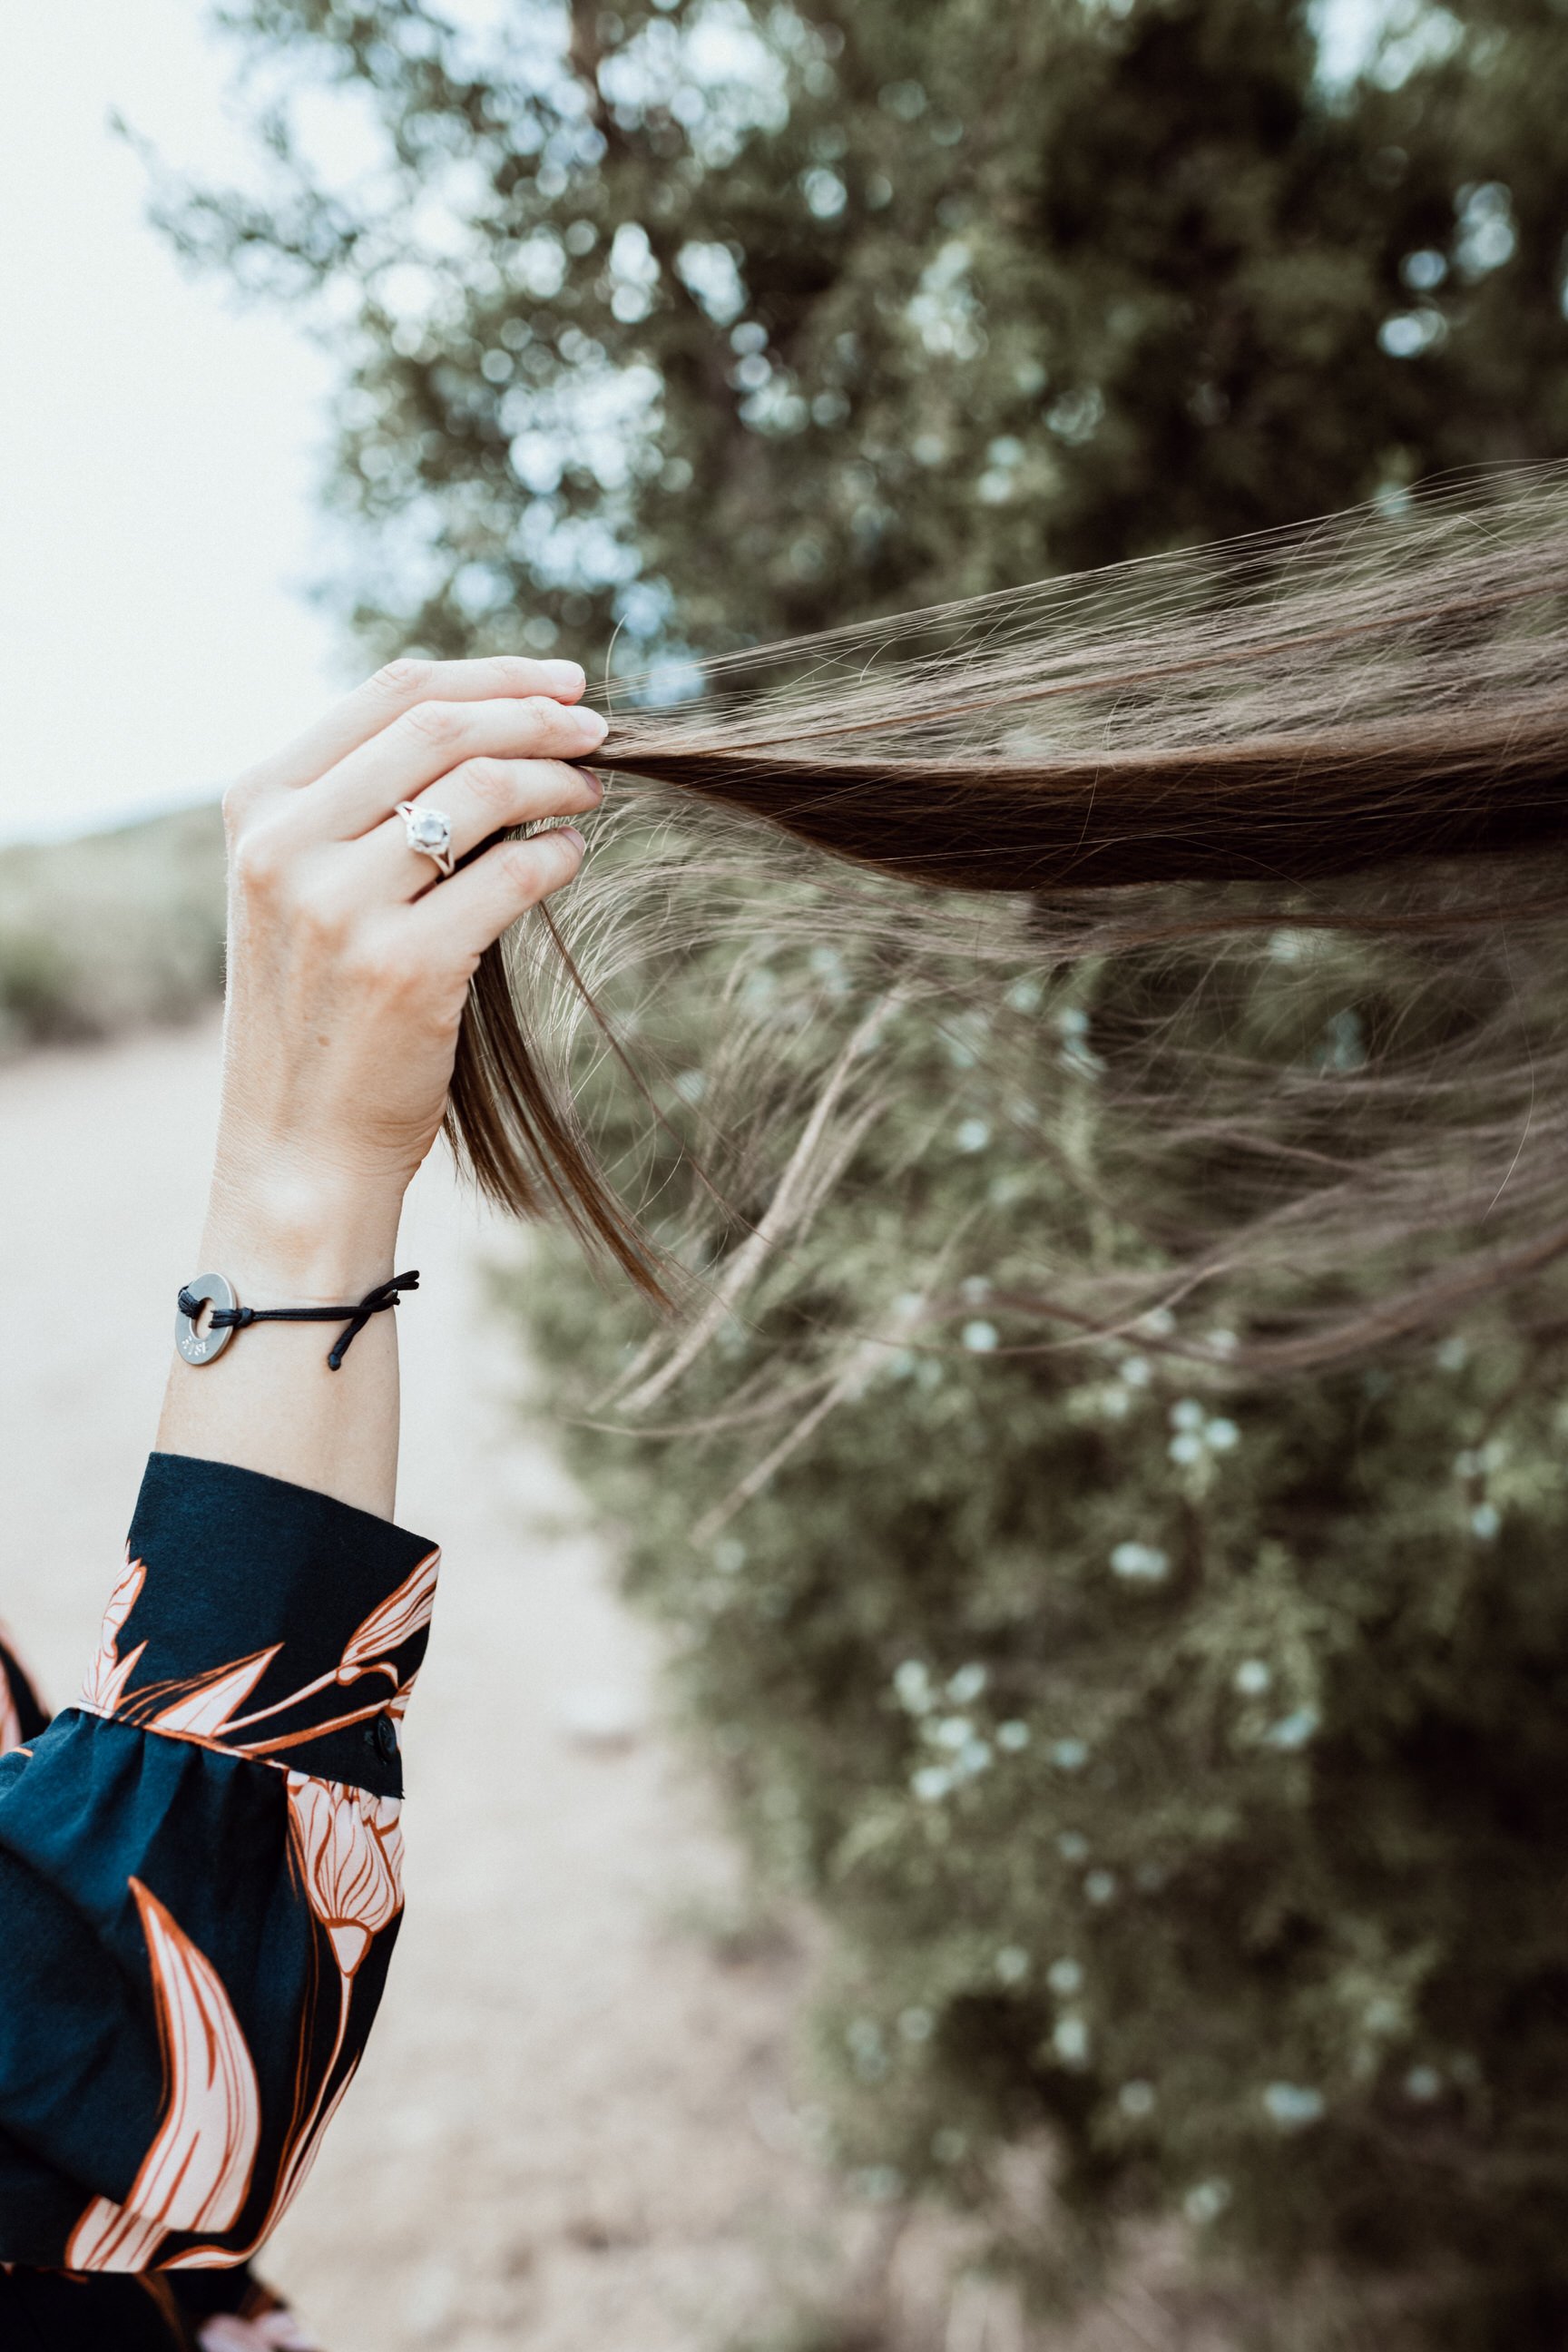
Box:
[0,803,226,1056]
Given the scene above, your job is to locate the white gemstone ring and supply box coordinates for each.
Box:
[397,799,456,877]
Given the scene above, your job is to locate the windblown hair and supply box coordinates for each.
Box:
[446,466,1568,1376]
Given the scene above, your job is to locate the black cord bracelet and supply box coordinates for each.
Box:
[176,1270,420,1372]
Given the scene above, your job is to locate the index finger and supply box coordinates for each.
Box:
[244,654,588,796]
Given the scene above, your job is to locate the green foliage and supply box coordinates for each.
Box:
[508,932,1568,2345]
[0,807,226,1054]
[165,0,1568,666]
[164,0,1568,2339]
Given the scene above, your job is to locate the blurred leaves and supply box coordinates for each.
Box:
[0,808,225,1055]
[152,0,1568,671]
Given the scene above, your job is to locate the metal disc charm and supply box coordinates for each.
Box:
[177,1272,239,1367]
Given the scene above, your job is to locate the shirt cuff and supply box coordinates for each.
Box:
[74,1452,440,1796]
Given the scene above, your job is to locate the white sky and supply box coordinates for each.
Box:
[0,2,345,846]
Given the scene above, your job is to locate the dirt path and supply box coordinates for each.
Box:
[0,1019,860,2352]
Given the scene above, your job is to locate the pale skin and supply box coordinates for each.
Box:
[156,653,606,1521]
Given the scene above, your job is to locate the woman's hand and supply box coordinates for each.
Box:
[209,652,606,1285]
[158,653,604,1516]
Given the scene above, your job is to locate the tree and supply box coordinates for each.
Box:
[165,0,1568,666]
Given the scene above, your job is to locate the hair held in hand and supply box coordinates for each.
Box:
[445,465,1568,1372]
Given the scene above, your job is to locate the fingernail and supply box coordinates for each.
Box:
[544,660,587,692]
[573,706,609,744]
[583,769,605,801]
[560,826,587,854]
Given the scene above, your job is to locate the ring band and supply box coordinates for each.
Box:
[397,800,455,877]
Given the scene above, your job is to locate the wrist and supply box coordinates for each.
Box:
[199,1161,405,1302]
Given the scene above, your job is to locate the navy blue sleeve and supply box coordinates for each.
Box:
[0,1452,440,2273]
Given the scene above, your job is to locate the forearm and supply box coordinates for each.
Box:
[155,1161,406,1521]
[0,652,597,2287]
[152,655,597,1522]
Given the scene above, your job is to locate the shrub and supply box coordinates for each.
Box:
[509,916,1568,2352]
[0,806,225,1055]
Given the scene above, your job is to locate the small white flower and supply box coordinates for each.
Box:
[1404,2064,1442,2102]
[1263,2082,1325,2130]
[713,1539,747,1574]
[1051,1739,1090,1772]
[1169,1432,1205,1466]
[1263,1708,1320,1751]
[996,1720,1031,1751]
[1436,1335,1469,1372]
[1234,1659,1272,1697]
[894,1660,933,1711]
[1171,1398,1206,1432]
[1471,1503,1501,1540]
[1053,2013,1091,2065]
[1119,2079,1156,2118]
[898,2005,935,2042]
[1185,2177,1232,2224]
[911,1765,952,1802]
[1084,1868,1118,1906]
[1111,1541,1170,1583]
[932,1715,975,1751]
[947,1662,987,1703]
[962,1319,999,1353]
[1119,1354,1152,1387]
[1206,1416,1240,1451]
[995,1945,1030,1985]
[1057,1830,1090,1863]
[956,1117,991,1152]
[1046,1956,1083,1997]
[956,1739,994,1777]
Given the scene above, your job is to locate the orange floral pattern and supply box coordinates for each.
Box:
[80,1553,148,1716]
[0,1658,22,1759]
[286,1772,405,1977]
[1,1449,439,2316]
[66,1881,261,2271]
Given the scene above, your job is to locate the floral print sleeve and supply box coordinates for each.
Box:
[0,1451,439,2323]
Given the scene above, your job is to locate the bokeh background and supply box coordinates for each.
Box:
[5,2,1568,2347]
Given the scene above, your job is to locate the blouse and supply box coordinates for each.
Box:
[0,1449,442,2350]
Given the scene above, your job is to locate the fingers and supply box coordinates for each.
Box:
[412,823,588,962]
[289,694,609,843]
[240,654,590,799]
[366,756,604,899]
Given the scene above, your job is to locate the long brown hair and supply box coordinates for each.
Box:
[445,466,1568,1370]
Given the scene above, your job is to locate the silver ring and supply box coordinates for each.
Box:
[397,799,455,877]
